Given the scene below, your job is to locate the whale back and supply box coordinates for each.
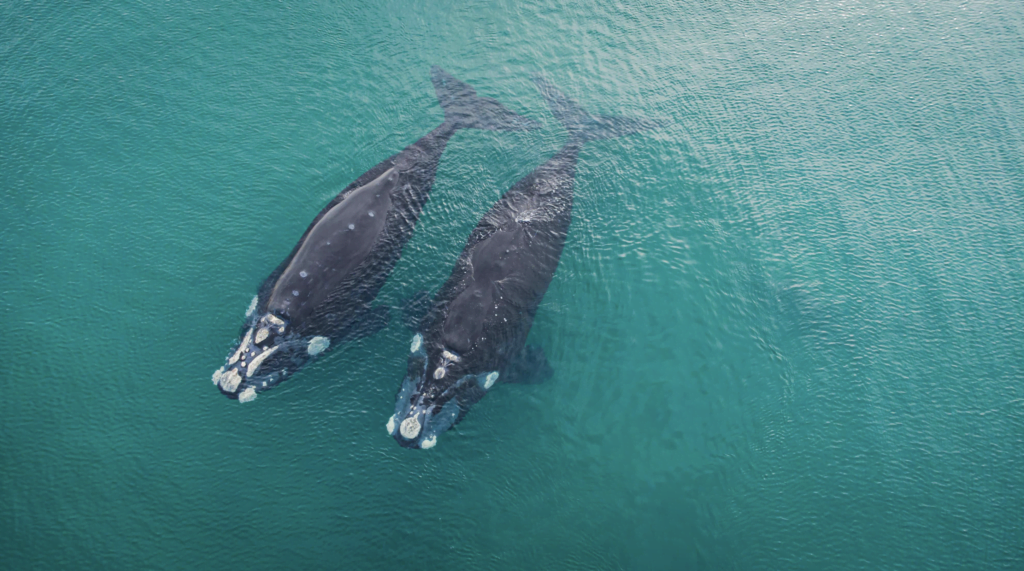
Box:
[268,168,399,324]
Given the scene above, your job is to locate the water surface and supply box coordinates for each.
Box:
[2,0,1023,569]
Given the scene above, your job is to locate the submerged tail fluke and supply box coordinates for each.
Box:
[431,66,540,131]
[533,75,663,143]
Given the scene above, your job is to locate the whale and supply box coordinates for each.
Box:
[212,67,538,402]
[387,77,660,448]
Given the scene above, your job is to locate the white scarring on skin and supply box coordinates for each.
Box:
[386,415,397,435]
[420,435,437,449]
[246,296,258,317]
[246,346,280,378]
[219,369,243,393]
[255,327,269,344]
[410,333,423,353]
[229,328,254,365]
[307,336,330,356]
[484,371,499,389]
[400,416,421,439]
[238,386,257,403]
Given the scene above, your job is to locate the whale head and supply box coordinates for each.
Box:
[212,307,329,402]
[387,334,495,449]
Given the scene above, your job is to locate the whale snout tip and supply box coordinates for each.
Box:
[400,416,422,439]
[213,358,266,402]
[214,367,244,394]
[390,406,438,450]
[390,395,461,450]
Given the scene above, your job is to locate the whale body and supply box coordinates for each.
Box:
[388,77,660,448]
[212,67,537,402]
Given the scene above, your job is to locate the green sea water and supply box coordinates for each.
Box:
[2,0,1023,569]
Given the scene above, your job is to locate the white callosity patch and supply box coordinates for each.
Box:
[246,346,279,378]
[484,371,499,389]
[265,314,286,334]
[212,367,225,386]
[219,369,243,393]
[266,314,284,326]
[238,386,257,403]
[421,435,437,449]
[307,336,330,356]
[410,333,423,353]
[229,328,254,365]
[255,327,269,344]
[400,416,421,439]
[246,296,258,317]
[386,415,397,435]
[433,348,460,380]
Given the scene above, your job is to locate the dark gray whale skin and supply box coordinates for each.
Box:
[212,67,538,402]
[388,77,660,448]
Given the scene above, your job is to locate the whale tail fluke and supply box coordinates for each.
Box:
[431,66,540,132]
[533,75,663,143]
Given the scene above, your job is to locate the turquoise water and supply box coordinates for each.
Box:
[3,0,1023,568]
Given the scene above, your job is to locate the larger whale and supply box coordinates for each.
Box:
[387,77,660,448]
[212,67,537,402]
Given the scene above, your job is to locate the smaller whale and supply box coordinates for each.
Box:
[212,67,538,402]
[388,76,660,448]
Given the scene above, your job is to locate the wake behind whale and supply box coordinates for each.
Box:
[388,77,661,449]
[212,68,538,402]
